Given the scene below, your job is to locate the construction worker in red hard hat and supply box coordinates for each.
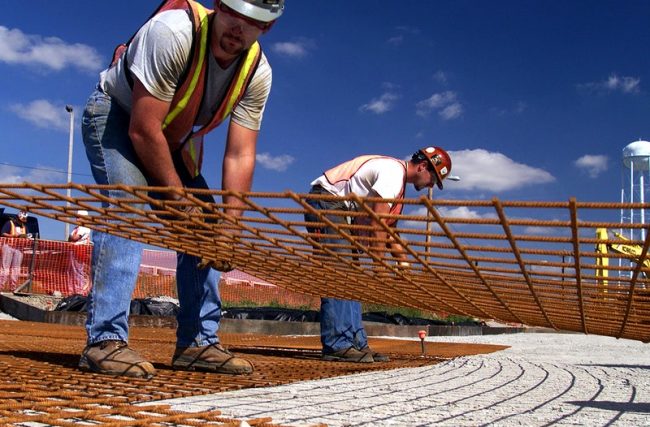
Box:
[79,0,284,378]
[304,146,452,363]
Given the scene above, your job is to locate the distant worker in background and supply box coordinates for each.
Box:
[305,147,452,363]
[68,210,91,245]
[79,0,284,378]
[1,210,31,288]
[67,210,92,294]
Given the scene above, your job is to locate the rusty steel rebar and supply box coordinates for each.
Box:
[0,320,504,426]
[1,182,650,342]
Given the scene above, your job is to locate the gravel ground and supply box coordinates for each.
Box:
[156,333,650,426]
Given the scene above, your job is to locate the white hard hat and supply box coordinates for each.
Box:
[77,210,89,216]
[220,0,284,23]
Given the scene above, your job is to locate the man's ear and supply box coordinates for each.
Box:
[262,20,276,34]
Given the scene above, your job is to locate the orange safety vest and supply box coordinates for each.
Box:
[111,0,262,177]
[323,155,407,225]
[4,220,26,237]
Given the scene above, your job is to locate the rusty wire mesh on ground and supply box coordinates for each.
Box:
[1,182,650,342]
[0,320,499,426]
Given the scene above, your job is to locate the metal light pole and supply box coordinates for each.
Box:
[426,175,460,261]
[425,187,433,261]
[65,105,74,240]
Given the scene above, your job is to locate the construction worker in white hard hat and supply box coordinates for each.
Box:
[68,210,91,245]
[305,147,452,363]
[79,0,284,378]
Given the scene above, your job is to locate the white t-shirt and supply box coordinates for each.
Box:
[311,158,407,209]
[100,9,272,131]
[69,226,91,245]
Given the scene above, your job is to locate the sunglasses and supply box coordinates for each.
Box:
[218,2,271,31]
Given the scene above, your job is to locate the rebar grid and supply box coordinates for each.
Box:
[2,183,650,342]
[0,320,499,426]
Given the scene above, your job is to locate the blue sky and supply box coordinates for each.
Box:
[1,1,649,240]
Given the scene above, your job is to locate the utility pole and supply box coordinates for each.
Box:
[65,105,74,240]
[425,187,433,261]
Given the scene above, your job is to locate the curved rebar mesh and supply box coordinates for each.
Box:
[1,182,649,342]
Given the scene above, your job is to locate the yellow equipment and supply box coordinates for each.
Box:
[595,228,650,290]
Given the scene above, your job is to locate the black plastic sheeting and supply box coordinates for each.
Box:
[223,309,478,325]
[224,307,319,322]
[53,295,474,325]
[54,295,179,317]
[54,294,87,312]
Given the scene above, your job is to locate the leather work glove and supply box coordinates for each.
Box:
[396,261,411,270]
[157,201,203,225]
[178,205,204,228]
[197,258,235,272]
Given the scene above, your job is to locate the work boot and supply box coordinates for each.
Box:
[79,340,156,378]
[172,343,253,374]
[322,346,374,363]
[360,346,390,362]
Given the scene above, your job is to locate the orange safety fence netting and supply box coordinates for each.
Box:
[0,237,91,295]
[139,249,320,308]
[0,240,317,308]
[1,182,650,342]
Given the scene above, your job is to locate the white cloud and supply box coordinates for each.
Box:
[0,26,102,72]
[9,99,72,132]
[437,206,497,220]
[579,73,641,94]
[439,102,463,120]
[270,39,314,58]
[0,164,61,184]
[432,70,448,84]
[416,91,463,120]
[388,26,420,46]
[448,149,555,192]
[360,92,399,115]
[401,205,496,229]
[417,91,456,110]
[574,154,608,178]
[387,35,404,46]
[395,26,421,35]
[491,101,527,117]
[256,152,295,172]
[523,225,562,235]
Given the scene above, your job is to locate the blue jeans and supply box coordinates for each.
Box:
[304,187,368,353]
[81,87,221,348]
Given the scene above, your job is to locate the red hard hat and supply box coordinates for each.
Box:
[418,146,452,190]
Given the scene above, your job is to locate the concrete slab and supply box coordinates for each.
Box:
[153,333,650,426]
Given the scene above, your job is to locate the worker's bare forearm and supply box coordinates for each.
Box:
[129,79,181,197]
[221,121,258,218]
[222,153,255,217]
[131,131,183,196]
[389,241,408,261]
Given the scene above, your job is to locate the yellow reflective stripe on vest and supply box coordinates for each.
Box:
[218,42,260,122]
[189,136,198,163]
[162,4,209,130]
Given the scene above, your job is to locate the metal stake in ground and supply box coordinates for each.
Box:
[418,330,426,356]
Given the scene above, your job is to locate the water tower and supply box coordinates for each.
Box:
[621,139,650,241]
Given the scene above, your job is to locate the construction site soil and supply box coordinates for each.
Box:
[0,319,505,426]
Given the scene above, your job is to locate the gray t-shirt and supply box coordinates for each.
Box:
[100,9,272,130]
